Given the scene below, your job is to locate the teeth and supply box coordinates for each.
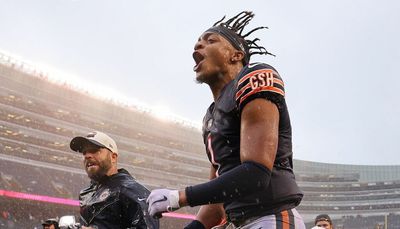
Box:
[193,52,204,65]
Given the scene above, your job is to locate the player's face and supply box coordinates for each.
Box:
[82,144,113,182]
[315,220,332,229]
[193,32,237,84]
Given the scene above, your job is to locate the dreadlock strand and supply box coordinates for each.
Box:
[266,51,276,57]
[249,38,260,43]
[232,12,253,29]
[250,49,275,57]
[248,42,266,52]
[213,16,226,27]
[224,11,248,28]
[250,51,266,56]
[250,45,267,53]
[233,13,253,34]
[237,16,254,35]
[248,39,275,57]
[242,26,268,38]
[254,49,276,57]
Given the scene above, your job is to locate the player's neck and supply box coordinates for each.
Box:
[209,67,241,101]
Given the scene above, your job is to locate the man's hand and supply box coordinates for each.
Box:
[147,189,180,217]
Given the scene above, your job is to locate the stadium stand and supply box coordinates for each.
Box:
[1,53,400,228]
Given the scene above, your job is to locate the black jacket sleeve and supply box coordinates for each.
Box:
[121,183,160,229]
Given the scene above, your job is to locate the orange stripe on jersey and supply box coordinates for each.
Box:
[274,78,284,88]
[236,78,284,100]
[235,84,251,100]
[281,210,290,229]
[238,68,278,86]
[239,86,285,106]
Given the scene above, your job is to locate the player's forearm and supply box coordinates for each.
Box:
[183,161,271,207]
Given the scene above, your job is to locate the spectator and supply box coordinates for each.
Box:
[70,131,159,229]
[42,218,59,229]
[314,214,333,229]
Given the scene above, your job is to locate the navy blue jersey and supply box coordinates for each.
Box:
[202,63,303,219]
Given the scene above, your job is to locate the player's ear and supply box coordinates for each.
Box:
[230,50,245,63]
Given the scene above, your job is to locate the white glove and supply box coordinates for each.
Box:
[147,189,180,218]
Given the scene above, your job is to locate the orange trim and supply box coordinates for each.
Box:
[236,78,284,100]
[281,210,289,229]
[239,86,285,106]
[238,69,278,85]
[274,78,285,87]
[235,84,251,100]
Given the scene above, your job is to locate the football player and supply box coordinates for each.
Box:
[148,11,305,229]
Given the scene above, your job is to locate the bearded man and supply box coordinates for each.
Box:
[70,131,158,229]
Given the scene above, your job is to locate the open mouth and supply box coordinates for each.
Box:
[86,161,98,169]
[192,51,205,71]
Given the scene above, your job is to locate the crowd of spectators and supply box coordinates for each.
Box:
[1,66,202,153]
[0,82,209,168]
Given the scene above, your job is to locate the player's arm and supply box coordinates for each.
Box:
[239,97,278,170]
[187,165,225,229]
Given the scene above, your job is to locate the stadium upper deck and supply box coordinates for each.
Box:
[0,57,210,188]
[1,54,400,226]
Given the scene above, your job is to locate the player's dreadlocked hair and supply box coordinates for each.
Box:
[206,11,274,65]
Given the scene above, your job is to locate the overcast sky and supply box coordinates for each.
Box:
[1,0,399,165]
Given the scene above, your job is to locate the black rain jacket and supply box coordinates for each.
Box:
[79,168,159,229]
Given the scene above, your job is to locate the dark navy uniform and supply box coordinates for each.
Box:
[202,63,303,222]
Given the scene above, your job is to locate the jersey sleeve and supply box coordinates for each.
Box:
[235,63,285,112]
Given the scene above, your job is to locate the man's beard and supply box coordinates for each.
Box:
[86,158,112,182]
